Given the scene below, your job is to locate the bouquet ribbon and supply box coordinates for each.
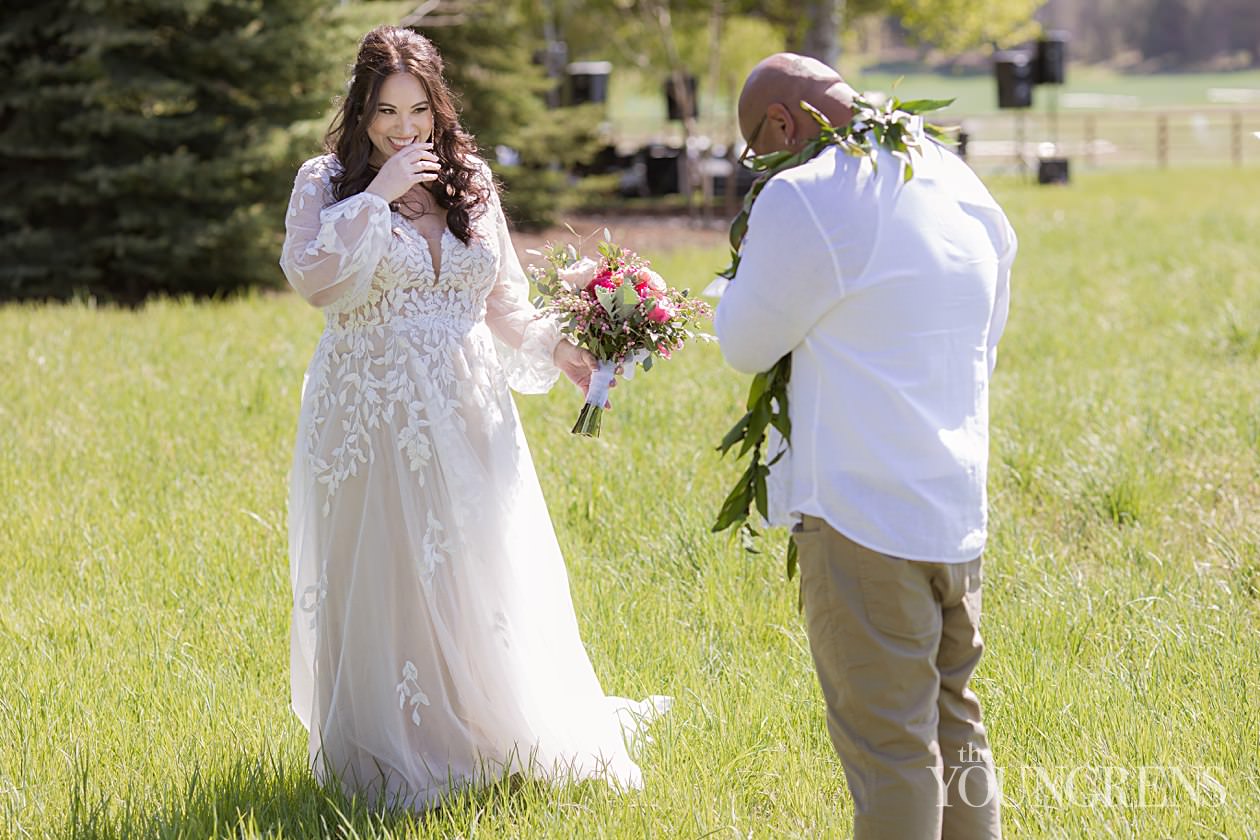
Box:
[584,359,617,409]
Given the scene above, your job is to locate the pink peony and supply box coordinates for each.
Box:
[639,269,666,293]
[646,298,675,323]
[633,268,666,300]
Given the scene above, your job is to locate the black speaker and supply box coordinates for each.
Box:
[1037,157,1070,184]
[567,61,611,105]
[994,52,1033,109]
[642,144,683,195]
[664,75,698,121]
[1035,33,1068,85]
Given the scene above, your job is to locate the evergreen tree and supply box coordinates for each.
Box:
[0,0,344,302]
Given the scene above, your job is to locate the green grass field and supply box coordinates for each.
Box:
[2,167,1259,838]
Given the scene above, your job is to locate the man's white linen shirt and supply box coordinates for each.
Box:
[714,141,1016,563]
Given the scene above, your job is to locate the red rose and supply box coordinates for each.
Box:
[586,269,619,294]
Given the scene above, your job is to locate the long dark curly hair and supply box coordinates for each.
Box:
[324,26,489,245]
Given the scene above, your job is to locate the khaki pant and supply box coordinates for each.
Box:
[794,515,1001,840]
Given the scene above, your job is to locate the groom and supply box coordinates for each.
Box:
[714,54,1016,839]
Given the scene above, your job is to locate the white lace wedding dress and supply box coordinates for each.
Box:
[278,153,668,810]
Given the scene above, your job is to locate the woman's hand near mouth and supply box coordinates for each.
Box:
[366,142,440,203]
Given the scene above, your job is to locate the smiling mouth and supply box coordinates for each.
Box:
[387,136,417,150]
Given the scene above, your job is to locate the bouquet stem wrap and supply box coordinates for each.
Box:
[573,359,616,436]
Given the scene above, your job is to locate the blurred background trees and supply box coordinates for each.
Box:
[1040,0,1260,67]
[1,0,1257,303]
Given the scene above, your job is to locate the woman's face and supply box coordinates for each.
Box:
[366,72,434,166]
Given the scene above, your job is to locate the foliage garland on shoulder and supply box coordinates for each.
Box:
[712,93,954,579]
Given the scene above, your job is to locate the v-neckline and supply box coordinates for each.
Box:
[398,217,449,284]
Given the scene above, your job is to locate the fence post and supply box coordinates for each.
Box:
[1232,111,1243,167]
[1157,113,1168,168]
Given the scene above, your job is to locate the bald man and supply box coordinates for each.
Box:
[714,54,1015,839]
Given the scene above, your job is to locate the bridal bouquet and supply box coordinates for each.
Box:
[527,232,712,436]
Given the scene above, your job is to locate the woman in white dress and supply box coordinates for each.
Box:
[278,25,667,810]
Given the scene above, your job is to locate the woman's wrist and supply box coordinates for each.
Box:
[552,336,576,364]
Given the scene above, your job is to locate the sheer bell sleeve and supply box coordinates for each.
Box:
[482,170,564,394]
[279,155,393,312]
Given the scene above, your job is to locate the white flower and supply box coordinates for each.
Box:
[557,257,599,291]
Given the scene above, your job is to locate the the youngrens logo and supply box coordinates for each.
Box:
[928,749,1227,810]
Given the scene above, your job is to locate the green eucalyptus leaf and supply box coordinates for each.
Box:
[800,99,830,129]
[746,371,770,410]
[754,465,768,519]
[729,212,749,252]
[898,98,955,114]
[712,463,757,532]
[752,149,796,170]
[717,410,753,455]
[738,400,772,459]
[595,285,617,317]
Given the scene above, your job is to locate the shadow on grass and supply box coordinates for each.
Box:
[64,750,583,839]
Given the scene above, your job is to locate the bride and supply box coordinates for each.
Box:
[278,25,667,809]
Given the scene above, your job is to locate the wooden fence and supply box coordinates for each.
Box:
[955,106,1260,174]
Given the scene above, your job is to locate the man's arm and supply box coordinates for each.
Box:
[714,177,843,373]
[986,215,1017,376]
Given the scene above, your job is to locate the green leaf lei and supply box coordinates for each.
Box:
[712,93,954,580]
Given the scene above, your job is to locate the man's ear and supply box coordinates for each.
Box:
[766,102,795,148]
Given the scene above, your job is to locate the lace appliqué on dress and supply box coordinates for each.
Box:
[396,661,431,727]
[289,155,559,517]
[299,573,328,631]
[418,510,451,585]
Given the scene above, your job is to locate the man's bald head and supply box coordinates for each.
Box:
[738,53,855,155]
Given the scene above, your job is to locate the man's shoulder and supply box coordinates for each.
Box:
[765,145,868,209]
[920,140,1007,211]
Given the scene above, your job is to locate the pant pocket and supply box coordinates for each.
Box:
[854,555,939,640]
